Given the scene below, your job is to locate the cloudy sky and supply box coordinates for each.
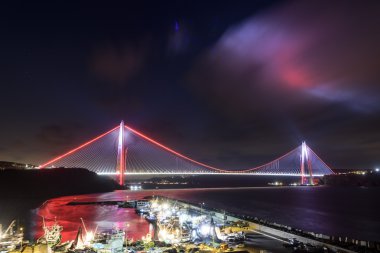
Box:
[1,0,380,170]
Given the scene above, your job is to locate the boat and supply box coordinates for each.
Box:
[91,229,125,253]
[145,215,157,223]
[70,220,126,253]
[0,220,24,253]
[37,217,65,248]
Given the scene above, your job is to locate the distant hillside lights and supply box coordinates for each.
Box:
[0,161,36,170]
[129,185,142,190]
[335,168,379,175]
[353,168,380,175]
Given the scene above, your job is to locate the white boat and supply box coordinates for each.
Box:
[91,229,125,253]
[0,220,24,253]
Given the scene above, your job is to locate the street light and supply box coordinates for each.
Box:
[200,202,205,215]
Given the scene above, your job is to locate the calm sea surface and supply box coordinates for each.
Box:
[1,187,379,242]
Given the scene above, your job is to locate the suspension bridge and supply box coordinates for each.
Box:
[39,121,334,185]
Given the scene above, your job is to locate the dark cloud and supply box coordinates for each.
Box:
[34,124,88,158]
[89,42,149,86]
[167,20,191,55]
[36,125,75,146]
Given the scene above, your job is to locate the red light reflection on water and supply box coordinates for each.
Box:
[34,191,153,242]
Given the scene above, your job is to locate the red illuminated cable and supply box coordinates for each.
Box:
[40,122,309,175]
[124,124,231,173]
[242,147,299,172]
[39,126,119,168]
[124,124,299,173]
[307,146,335,174]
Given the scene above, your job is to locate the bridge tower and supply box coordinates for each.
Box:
[116,121,126,186]
[300,141,314,185]
[300,144,306,185]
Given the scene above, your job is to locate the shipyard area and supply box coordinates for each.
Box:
[1,194,379,253]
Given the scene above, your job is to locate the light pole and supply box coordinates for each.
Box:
[200,202,205,215]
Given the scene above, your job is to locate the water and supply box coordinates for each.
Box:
[34,194,154,242]
[2,186,380,242]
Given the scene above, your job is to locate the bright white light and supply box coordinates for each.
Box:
[179,213,189,223]
[158,229,175,242]
[199,224,211,236]
[159,229,168,239]
[85,231,94,244]
[375,168,379,172]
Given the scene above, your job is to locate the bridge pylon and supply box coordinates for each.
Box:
[300,141,314,185]
[116,121,126,186]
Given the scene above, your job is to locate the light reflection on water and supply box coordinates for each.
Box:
[34,191,154,242]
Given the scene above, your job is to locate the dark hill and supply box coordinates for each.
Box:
[0,167,121,238]
[0,167,121,198]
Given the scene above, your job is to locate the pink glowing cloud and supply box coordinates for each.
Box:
[189,1,380,113]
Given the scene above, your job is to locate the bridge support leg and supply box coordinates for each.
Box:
[301,142,313,185]
[300,142,306,185]
[305,144,314,185]
[117,121,126,186]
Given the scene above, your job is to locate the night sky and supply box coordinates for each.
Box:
[1,1,380,170]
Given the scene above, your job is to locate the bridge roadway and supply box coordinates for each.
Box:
[97,172,325,176]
